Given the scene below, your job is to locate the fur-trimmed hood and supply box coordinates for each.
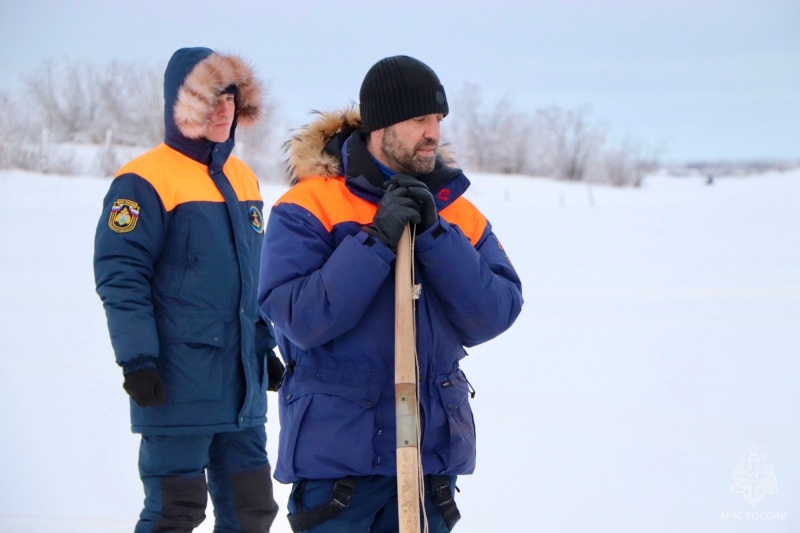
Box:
[162,47,261,163]
[285,107,456,184]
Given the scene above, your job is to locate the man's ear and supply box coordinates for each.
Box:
[364,128,384,155]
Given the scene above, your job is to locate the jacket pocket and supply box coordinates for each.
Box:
[277,361,386,479]
[432,369,477,473]
[157,317,225,404]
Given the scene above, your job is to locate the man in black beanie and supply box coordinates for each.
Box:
[259,55,523,532]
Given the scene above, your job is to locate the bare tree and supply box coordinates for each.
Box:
[535,105,604,181]
[448,82,533,174]
[96,60,164,146]
[448,82,487,170]
[0,90,48,170]
[448,84,657,186]
[24,59,102,143]
[9,57,283,177]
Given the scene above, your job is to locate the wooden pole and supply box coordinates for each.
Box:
[395,225,421,533]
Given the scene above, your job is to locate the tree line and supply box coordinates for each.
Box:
[1,59,655,186]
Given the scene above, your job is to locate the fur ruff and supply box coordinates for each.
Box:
[173,53,262,139]
[285,106,456,184]
[284,107,362,182]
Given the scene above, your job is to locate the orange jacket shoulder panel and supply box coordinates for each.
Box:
[440,196,487,246]
[116,144,259,211]
[222,156,262,202]
[277,177,376,232]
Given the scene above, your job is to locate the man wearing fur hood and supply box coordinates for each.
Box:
[94,47,282,532]
[258,55,523,531]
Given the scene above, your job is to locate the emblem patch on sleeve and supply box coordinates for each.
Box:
[108,199,140,233]
[498,240,515,270]
[249,206,264,234]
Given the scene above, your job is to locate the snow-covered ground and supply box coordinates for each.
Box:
[1,168,798,532]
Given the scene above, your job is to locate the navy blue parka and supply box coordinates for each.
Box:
[94,47,275,435]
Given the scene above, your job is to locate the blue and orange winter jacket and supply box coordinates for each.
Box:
[258,109,523,482]
[94,47,275,435]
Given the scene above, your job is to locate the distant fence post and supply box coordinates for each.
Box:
[97,128,119,176]
[40,128,49,174]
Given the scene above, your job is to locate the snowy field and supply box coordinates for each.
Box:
[0,167,798,532]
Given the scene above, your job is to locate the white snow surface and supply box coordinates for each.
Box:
[0,168,798,532]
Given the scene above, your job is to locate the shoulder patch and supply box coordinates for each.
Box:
[249,206,264,233]
[108,199,140,233]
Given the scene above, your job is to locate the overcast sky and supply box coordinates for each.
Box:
[2,0,798,163]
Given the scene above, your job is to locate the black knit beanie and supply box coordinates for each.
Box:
[359,55,449,132]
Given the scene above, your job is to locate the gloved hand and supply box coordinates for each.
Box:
[267,353,286,391]
[390,175,438,231]
[123,368,166,407]
[367,184,421,248]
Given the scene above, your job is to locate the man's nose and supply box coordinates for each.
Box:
[219,102,234,117]
[425,128,440,143]
[427,122,441,139]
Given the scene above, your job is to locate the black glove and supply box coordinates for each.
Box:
[267,354,285,391]
[123,368,166,407]
[367,184,421,248]
[390,175,438,231]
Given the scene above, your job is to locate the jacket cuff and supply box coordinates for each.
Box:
[356,230,396,263]
[122,357,158,375]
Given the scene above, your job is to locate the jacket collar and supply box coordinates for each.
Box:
[286,108,470,209]
[340,131,468,210]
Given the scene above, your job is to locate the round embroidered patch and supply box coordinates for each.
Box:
[249,206,264,233]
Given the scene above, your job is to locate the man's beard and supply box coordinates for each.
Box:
[380,126,437,176]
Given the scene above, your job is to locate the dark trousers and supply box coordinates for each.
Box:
[287,474,456,532]
[135,425,278,533]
